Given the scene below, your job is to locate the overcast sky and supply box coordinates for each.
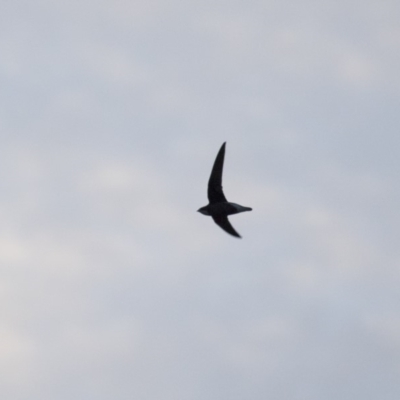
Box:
[1,1,400,399]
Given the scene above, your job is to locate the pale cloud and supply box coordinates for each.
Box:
[337,52,378,87]
[0,237,28,264]
[0,328,36,389]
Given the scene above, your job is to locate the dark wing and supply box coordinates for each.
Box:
[212,215,241,238]
[208,142,227,204]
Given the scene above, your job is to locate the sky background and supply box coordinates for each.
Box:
[1,1,400,399]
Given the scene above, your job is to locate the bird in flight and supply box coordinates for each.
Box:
[197,142,252,238]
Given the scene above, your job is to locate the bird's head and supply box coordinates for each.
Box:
[197,206,210,216]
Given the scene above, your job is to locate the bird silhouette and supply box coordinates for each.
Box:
[197,142,252,238]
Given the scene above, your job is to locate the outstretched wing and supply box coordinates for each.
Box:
[208,142,228,204]
[212,215,241,238]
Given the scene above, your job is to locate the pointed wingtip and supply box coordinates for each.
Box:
[226,230,242,239]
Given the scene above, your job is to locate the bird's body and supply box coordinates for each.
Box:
[198,202,251,217]
[197,142,252,238]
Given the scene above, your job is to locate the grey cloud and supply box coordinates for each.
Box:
[0,0,399,399]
